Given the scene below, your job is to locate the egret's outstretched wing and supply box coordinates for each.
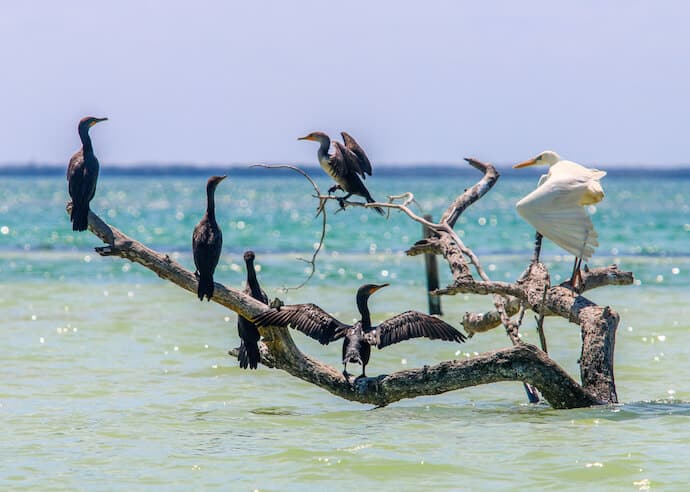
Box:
[252,304,347,345]
[371,311,467,349]
[341,132,372,177]
[516,174,600,260]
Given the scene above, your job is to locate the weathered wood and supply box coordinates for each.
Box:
[69,157,631,409]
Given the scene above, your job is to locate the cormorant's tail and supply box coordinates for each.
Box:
[197,274,214,301]
[364,192,385,215]
[71,202,90,231]
[238,340,260,369]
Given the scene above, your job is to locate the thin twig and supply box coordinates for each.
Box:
[250,164,326,291]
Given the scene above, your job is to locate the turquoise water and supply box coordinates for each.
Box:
[1,168,689,490]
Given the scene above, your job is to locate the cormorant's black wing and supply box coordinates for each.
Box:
[374,311,467,349]
[67,150,98,203]
[332,141,366,179]
[252,304,348,345]
[327,143,349,180]
[67,151,85,198]
[341,132,372,177]
[192,220,222,275]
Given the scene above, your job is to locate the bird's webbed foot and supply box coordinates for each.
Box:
[328,184,342,194]
[335,193,354,212]
[269,297,284,310]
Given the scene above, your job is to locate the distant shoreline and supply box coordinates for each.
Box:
[2,163,690,178]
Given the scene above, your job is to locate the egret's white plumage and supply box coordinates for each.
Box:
[514,150,606,261]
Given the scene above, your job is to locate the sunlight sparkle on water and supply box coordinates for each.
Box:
[0,225,9,234]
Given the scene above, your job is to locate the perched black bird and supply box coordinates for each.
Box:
[237,251,268,369]
[192,175,226,301]
[298,131,384,215]
[67,116,108,231]
[253,283,467,377]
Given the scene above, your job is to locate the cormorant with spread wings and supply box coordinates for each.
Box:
[253,283,466,377]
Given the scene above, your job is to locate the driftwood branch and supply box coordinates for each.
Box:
[69,157,632,408]
[73,205,600,407]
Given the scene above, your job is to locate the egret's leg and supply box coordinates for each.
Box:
[570,257,583,291]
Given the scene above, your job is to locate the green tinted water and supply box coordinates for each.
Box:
[1,171,689,490]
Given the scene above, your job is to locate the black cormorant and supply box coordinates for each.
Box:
[67,116,108,231]
[192,175,226,301]
[237,251,268,369]
[253,283,467,377]
[298,131,384,215]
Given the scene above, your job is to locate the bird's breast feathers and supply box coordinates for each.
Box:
[319,155,340,180]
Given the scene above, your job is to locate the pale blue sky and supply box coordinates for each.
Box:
[1,1,689,167]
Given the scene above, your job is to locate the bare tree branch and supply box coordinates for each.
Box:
[250,164,327,291]
[68,157,632,409]
[462,266,634,334]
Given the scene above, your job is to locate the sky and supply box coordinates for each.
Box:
[1,1,689,168]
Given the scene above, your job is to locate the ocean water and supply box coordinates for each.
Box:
[1,167,689,491]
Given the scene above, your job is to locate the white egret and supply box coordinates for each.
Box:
[514,150,606,288]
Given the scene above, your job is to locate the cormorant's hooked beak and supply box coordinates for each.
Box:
[513,157,537,169]
[298,134,316,141]
[89,117,108,127]
[369,283,390,295]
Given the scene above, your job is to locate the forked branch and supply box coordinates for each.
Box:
[68,158,631,408]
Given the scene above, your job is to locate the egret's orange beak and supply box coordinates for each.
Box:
[298,134,315,141]
[513,158,537,169]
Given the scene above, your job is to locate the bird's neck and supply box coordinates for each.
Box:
[245,260,261,298]
[79,127,93,155]
[206,186,217,223]
[357,295,372,330]
[316,137,331,163]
